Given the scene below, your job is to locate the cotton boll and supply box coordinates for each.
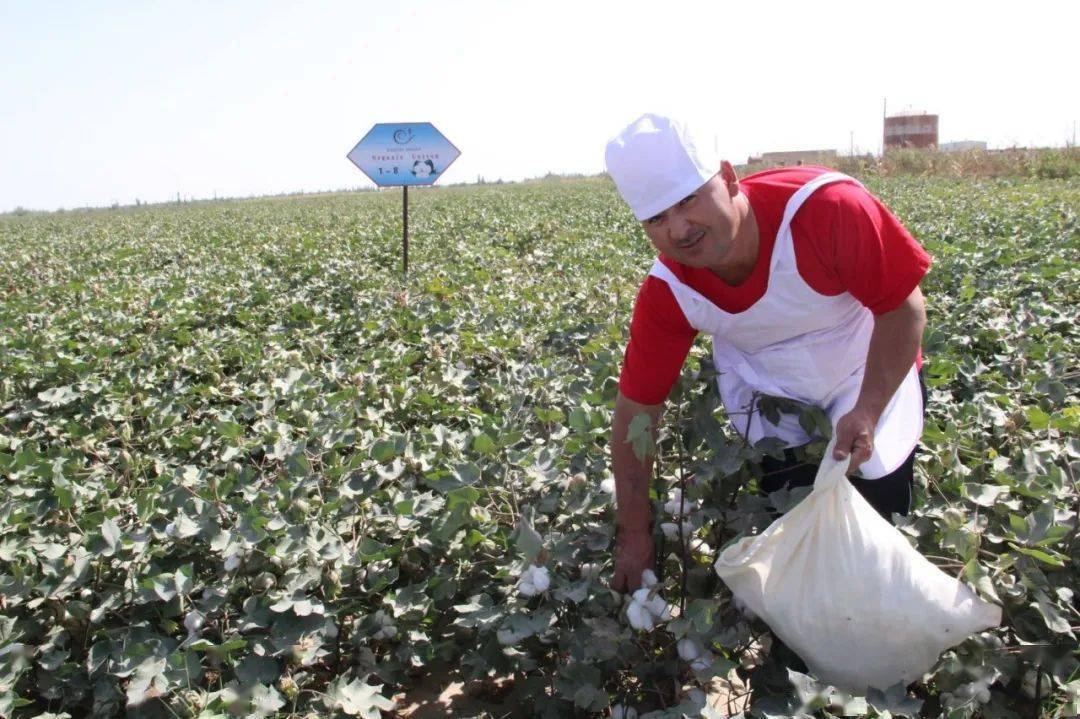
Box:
[640,569,657,588]
[517,565,550,597]
[611,705,638,719]
[223,554,241,572]
[632,587,652,605]
[530,566,550,593]
[627,601,654,631]
[600,478,616,494]
[664,488,699,517]
[646,595,672,621]
[677,638,702,662]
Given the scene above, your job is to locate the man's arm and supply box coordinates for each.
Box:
[834,286,927,471]
[610,391,665,592]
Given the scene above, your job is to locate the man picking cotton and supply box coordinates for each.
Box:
[605,115,931,592]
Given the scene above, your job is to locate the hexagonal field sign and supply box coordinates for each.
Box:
[347,122,460,187]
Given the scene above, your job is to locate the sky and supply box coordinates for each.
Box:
[1,0,1077,212]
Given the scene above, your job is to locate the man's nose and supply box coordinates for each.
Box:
[668,212,692,242]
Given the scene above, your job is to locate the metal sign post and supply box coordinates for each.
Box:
[346,122,460,280]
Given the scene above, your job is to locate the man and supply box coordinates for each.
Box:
[605,115,930,592]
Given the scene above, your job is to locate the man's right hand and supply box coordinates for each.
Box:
[612,528,654,593]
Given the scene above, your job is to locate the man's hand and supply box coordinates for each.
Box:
[837,287,926,474]
[612,528,654,593]
[833,406,877,474]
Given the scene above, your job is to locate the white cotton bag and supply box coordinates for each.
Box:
[714,439,1001,693]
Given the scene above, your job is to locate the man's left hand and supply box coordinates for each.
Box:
[833,408,878,474]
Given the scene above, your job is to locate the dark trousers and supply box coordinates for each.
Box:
[759,447,916,521]
[758,372,926,523]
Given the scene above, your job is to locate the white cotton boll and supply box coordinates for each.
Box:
[677,638,702,662]
[685,688,706,705]
[640,569,657,588]
[517,565,549,597]
[632,587,652,605]
[374,625,397,640]
[165,522,179,538]
[627,601,654,631]
[664,488,699,517]
[691,653,713,672]
[530,566,550,593]
[223,554,241,572]
[646,595,671,621]
[695,542,713,556]
[611,705,638,719]
[600,478,616,494]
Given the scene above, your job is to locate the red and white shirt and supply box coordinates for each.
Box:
[619,166,932,405]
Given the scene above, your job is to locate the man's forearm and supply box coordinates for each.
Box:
[611,392,664,533]
[856,287,927,420]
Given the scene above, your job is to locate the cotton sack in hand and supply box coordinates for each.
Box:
[714,439,1001,693]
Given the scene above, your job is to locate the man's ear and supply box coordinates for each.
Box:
[719,160,740,197]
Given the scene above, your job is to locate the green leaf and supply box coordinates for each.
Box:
[323,676,396,717]
[514,514,544,563]
[101,517,122,553]
[1009,543,1066,567]
[625,412,655,463]
[472,432,496,455]
[250,683,285,718]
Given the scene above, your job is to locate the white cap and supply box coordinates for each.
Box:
[605,114,718,221]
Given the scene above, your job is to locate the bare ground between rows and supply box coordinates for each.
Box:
[390,663,751,718]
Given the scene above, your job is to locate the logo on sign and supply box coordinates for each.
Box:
[393,128,414,144]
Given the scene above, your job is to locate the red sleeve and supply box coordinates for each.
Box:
[792,182,932,315]
[618,277,697,405]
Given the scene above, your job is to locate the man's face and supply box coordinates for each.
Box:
[641,167,740,270]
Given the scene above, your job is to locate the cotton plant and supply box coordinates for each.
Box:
[627,569,672,631]
[517,564,551,597]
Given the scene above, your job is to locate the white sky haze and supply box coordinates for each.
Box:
[1,0,1077,212]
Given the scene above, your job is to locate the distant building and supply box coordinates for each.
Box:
[940,140,988,152]
[884,113,938,149]
[748,149,839,167]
